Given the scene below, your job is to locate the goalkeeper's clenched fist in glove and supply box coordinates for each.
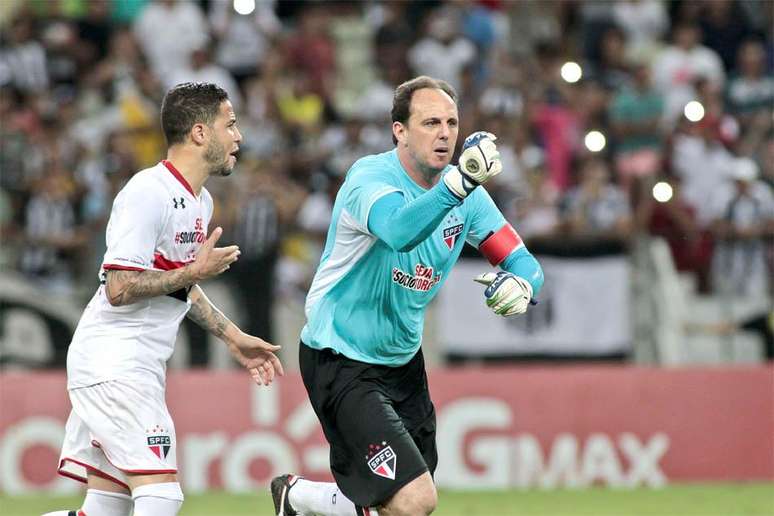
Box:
[474,271,533,316]
[443,131,503,199]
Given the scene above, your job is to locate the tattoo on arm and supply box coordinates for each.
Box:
[186,285,234,339]
[105,267,195,306]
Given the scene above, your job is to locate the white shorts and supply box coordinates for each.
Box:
[58,380,177,488]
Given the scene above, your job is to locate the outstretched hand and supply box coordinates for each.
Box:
[225,331,284,386]
[190,227,241,281]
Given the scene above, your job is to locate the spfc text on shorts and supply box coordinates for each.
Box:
[367,445,397,480]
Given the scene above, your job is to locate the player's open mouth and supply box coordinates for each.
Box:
[434,148,449,157]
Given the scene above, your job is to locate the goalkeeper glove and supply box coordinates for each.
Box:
[443,131,503,199]
[474,271,533,316]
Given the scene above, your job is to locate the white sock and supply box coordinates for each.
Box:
[132,482,184,516]
[41,489,133,516]
[82,489,133,515]
[288,479,367,516]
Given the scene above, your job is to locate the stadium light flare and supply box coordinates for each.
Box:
[684,101,705,122]
[584,130,606,152]
[560,62,583,83]
[233,0,256,15]
[652,181,673,203]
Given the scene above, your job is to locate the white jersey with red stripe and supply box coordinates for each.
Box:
[66,160,213,390]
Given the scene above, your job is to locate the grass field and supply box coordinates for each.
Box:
[2,484,772,516]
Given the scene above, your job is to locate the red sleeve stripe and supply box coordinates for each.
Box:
[153,252,189,271]
[479,223,523,266]
[103,264,145,271]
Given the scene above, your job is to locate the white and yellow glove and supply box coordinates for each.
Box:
[443,131,503,199]
[474,271,533,316]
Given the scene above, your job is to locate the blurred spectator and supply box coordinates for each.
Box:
[671,115,736,226]
[609,61,665,188]
[321,114,382,178]
[283,5,335,99]
[726,39,774,120]
[709,158,773,297]
[209,0,280,85]
[590,25,632,91]
[612,0,668,60]
[77,0,113,64]
[168,45,242,111]
[560,157,632,243]
[133,0,209,79]
[276,71,325,132]
[634,176,713,291]
[0,0,770,369]
[505,1,562,58]
[760,135,774,189]
[651,21,725,124]
[370,1,413,73]
[0,10,49,93]
[328,2,375,116]
[225,156,307,341]
[510,163,561,241]
[491,118,543,197]
[699,0,755,72]
[408,6,476,92]
[455,0,498,85]
[20,172,86,293]
[356,61,406,124]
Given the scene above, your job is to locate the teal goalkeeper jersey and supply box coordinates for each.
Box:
[300,149,507,366]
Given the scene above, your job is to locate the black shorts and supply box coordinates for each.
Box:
[299,342,437,508]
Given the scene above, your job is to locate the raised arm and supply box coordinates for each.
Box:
[105,227,238,306]
[367,184,460,252]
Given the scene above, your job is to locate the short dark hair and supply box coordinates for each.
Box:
[161,82,229,146]
[391,76,458,144]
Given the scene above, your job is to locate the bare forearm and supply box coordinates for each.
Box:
[105,268,196,306]
[186,285,238,340]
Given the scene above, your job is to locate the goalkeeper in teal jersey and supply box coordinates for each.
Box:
[271,76,543,516]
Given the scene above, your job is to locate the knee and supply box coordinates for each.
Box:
[387,482,437,516]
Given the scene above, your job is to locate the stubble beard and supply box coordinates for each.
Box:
[413,150,445,184]
[204,138,233,177]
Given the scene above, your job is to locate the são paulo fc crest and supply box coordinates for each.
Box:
[366,442,397,480]
[146,425,171,459]
[442,223,463,250]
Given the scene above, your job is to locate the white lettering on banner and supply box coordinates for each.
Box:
[436,399,669,489]
[0,398,669,492]
[435,398,512,488]
[580,434,624,486]
[516,434,581,488]
[221,432,298,492]
[620,432,669,487]
[0,417,78,494]
[182,433,227,493]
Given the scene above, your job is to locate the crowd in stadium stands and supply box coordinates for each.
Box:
[1,0,772,346]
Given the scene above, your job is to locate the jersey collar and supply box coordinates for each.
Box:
[162,160,196,197]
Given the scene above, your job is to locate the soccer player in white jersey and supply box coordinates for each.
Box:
[45,82,284,516]
[270,76,543,516]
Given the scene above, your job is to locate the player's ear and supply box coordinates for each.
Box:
[393,121,408,147]
[190,123,208,146]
